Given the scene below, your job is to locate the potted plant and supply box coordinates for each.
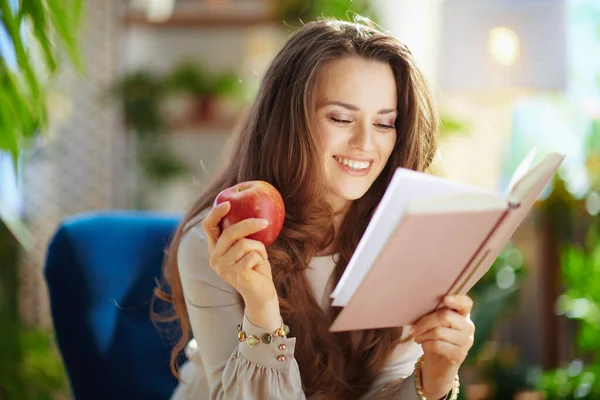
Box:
[110,70,166,138]
[164,61,241,125]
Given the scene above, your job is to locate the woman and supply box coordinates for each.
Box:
[158,18,475,400]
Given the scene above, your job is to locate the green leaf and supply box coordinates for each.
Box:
[20,0,57,73]
[1,0,83,170]
[0,0,41,100]
[0,73,21,155]
[440,114,471,137]
[45,0,85,72]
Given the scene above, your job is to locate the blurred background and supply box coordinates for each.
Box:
[0,0,599,399]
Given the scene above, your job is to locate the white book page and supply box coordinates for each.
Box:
[505,147,538,197]
[507,152,565,205]
[330,168,500,307]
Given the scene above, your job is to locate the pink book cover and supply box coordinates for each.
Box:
[330,209,506,331]
[330,155,564,332]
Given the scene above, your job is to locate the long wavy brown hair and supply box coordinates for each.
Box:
[154,18,438,399]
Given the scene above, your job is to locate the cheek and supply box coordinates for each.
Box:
[316,120,331,147]
[318,124,345,152]
[378,134,397,163]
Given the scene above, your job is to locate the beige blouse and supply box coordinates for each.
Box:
[170,220,423,400]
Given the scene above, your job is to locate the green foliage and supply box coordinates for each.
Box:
[559,244,600,338]
[275,0,380,26]
[439,114,471,137]
[111,70,165,138]
[17,328,71,400]
[111,63,243,138]
[536,238,600,399]
[1,222,70,399]
[537,362,600,399]
[165,62,240,98]
[0,328,71,400]
[0,220,22,398]
[0,0,84,166]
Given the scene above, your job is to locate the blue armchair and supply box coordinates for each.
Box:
[44,210,183,400]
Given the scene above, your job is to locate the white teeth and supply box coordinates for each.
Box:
[334,156,371,171]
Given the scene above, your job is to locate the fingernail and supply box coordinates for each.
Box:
[259,219,269,227]
[220,201,230,208]
[408,327,414,336]
[445,296,455,304]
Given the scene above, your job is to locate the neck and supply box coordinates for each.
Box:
[315,207,347,257]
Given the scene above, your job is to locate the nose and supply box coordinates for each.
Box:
[349,122,375,152]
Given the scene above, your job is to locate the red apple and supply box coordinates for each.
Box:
[213,180,285,246]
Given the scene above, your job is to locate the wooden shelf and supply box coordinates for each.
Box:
[167,118,240,134]
[124,13,278,29]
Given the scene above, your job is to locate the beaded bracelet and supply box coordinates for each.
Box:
[414,355,460,400]
[237,321,290,347]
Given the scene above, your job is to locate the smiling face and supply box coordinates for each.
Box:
[315,56,398,211]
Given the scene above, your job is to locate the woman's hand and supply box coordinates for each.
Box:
[202,201,281,330]
[410,295,475,399]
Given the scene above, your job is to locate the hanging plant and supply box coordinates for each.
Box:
[0,0,84,167]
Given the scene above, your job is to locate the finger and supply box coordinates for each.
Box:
[212,218,269,259]
[236,251,276,300]
[235,251,266,287]
[443,294,473,316]
[411,308,469,337]
[234,251,273,282]
[414,326,472,348]
[216,250,263,284]
[421,340,468,366]
[219,238,268,268]
[202,202,231,251]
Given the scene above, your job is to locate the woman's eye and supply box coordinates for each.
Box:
[330,116,352,124]
[376,123,395,130]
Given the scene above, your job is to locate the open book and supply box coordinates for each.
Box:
[329,150,565,332]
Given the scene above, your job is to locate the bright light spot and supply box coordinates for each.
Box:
[568,359,584,376]
[563,165,590,199]
[146,0,175,22]
[575,382,591,398]
[585,192,600,216]
[489,27,520,66]
[496,266,516,289]
[506,248,524,269]
[568,298,591,319]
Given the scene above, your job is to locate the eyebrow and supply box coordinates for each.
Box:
[320,101,397,115]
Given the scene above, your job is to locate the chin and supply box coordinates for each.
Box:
[331,185,370,202]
